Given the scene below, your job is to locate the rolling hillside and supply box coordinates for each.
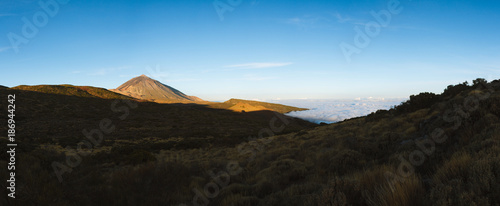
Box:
[12,81,308,115]
[209,98,308,114]
[2,78,499,205]
[13,84,134,100]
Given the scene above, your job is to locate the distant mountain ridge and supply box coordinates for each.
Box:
[11,76,308,114]
[13,85,134,99]
[110,75,203,103]
[209,98,308,113]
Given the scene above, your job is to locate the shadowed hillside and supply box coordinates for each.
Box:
[0,87,315,150]
[2,78,500,205]
[0,85,318,205]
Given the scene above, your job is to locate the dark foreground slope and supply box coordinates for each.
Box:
[0,87,315,205]
[195,78,499,206]
[2,78,500,206]
[1,87,313,148]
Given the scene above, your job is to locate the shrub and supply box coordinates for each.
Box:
[128,149,156,165]
[363,174,425,206]
[103,161,191,205]
[316,176,361,206]
[256,159,307,188]
[219,194,260,206]
[433,151,472,184]
[442,81,470,98]
[394,92,440,114]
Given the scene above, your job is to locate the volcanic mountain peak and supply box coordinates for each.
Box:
[111,75,203,103]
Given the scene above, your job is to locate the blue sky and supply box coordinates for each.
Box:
[1,0,499,101]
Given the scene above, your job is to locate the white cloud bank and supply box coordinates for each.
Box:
[272,98,407,124]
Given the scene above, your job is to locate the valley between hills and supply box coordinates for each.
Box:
[1,77,500,206]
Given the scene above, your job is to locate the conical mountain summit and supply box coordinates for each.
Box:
[111,75,203,103]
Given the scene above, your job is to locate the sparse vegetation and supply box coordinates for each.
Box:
[1,78,500,205]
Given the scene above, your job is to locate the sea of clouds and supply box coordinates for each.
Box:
[271,98,407,124]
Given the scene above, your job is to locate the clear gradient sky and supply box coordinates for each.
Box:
[1,0,499,101]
